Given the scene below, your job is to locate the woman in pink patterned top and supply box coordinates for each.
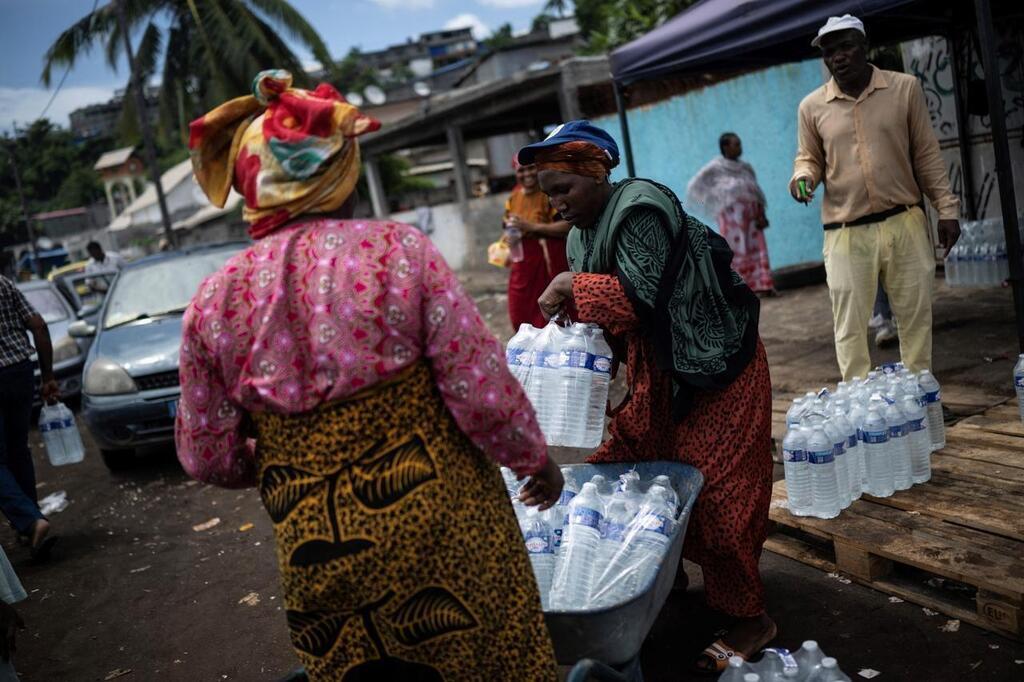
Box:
[179,70,561,681]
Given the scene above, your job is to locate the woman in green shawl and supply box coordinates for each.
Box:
[521,122,775,674]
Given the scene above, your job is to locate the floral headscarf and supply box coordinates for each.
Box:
[189,70,380,239]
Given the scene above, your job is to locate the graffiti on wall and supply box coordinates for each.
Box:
[902,33,1024,220]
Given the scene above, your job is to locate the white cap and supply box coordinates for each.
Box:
[811,14,866,47]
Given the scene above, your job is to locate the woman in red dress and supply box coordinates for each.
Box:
[523,122,775,674]
[504,161,571,330]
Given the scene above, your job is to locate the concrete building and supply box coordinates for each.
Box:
[361,27,478,81]
[69,86,160,141]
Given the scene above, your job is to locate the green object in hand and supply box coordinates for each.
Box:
[798,179,808,198]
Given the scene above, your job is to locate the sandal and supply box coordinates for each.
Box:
[692,620,779,675]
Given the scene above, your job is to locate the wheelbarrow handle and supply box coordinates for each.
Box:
[566,656,643,682]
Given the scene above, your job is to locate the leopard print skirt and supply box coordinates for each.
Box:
[252,361,557,681]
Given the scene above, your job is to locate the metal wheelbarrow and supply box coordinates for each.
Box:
[544,462,704,682]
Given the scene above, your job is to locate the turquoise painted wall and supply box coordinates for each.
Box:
[593,60,827,269]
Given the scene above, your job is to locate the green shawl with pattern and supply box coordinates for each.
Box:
[567,178,759,419]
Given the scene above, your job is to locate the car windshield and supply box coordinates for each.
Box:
[23,288,69,324]
[102,247,242,329]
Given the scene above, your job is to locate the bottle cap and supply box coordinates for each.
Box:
[802,640,819,650]
[821,657,838,668]
[743,674,760,682]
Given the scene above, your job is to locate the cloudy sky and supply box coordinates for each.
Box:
[0,0,554,132]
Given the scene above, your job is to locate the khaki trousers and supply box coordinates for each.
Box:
[823,206,935,381]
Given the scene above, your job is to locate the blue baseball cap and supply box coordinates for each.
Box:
[516,120,620,167]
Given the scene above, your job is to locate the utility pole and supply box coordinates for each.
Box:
[3,136,43,278]
[115,0,175,249]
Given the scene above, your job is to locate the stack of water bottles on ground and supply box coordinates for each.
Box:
[721,641,853,682]
[782,364,945,519]
[503,466,681,611]
[506,320,613,448]
[944,216,1013,287]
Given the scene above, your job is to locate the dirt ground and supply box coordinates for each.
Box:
[10,272,1024,681]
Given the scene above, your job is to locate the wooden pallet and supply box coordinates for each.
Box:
[765,400,1024,640]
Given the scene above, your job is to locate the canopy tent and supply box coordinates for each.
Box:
[609,0,959,84]
[607,0,1024,351]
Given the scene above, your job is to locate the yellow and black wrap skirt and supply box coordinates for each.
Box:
[252,361,557,681]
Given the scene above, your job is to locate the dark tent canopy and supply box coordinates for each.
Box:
[609,0,965,84]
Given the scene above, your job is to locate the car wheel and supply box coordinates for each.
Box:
[100,448,136,471]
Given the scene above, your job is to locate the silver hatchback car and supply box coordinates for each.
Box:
[72,242,247,470]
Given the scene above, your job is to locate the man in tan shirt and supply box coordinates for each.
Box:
[790,14,961,380]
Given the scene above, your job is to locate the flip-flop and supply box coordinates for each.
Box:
[30,535,57,563]
[692,620,779,675]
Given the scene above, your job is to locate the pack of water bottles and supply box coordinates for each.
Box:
[944,217,1012,287]
[721,641,852,682]
[506,320,613,448]
[503,466,681,611]
[38,401,86,466]
[782,364,945,519]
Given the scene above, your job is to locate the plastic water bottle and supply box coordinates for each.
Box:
[806,426,840,519]
[786,397,807,428]
[846,400,868,489]
[505,225,524,262]
[900,393,931,484]
[823,418,851,508]
[807,658,851,682]
[651,475,680,514]
[520,507,555,609]
[550,469,579,555]
[831,406,861,501]
[793,641,825,680]
[917,370,945,451]
[559,325,592,446]
[782,427,812,516]
[944,244,960,286]
[550,482,605,610]
[1015,354,1024,423]
[883,401,913,491]
[506,324,538,387]
[520,324,556,436]
[627,485,675,593]
[752,648,799,680]
[591,495,636,607]
[586,325,613,440]
[862,407,894,497]
[57,403,85,463]
[720,656,754,682]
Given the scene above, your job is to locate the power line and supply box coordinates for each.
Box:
[36,0,102,123]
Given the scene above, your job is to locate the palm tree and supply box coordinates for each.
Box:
[544,0,570,18]
[42,0,336,140]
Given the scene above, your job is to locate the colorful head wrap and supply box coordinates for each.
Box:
[189,70,380,239]
[532,141,616,180]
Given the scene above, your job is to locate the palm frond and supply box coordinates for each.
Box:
[245,0,335,74]
[133,22,163,83]
[41,3,118,85]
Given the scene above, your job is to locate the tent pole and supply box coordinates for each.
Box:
[948,31,977,221]
[614,82,636,178]
[974,0,1024,352]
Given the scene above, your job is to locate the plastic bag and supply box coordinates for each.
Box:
[487,238,511,268]
[38,402,86,466]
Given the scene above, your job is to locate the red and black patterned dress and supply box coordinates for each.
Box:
[571,218,773,619]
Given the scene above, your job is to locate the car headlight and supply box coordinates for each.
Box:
[52,336,81,364]
[84,358,138,396]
